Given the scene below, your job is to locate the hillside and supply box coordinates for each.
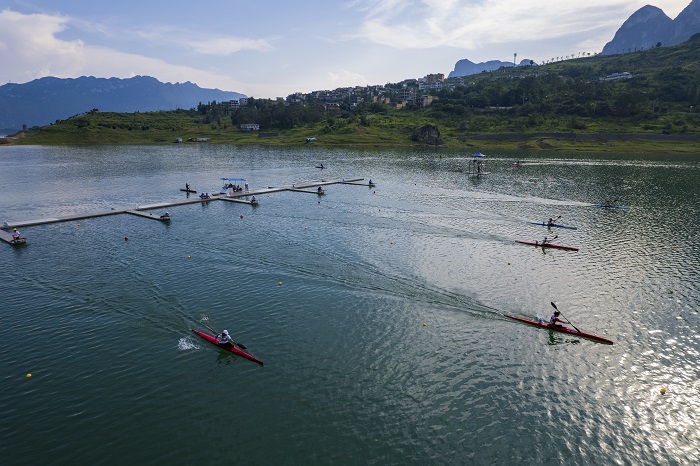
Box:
[9,36,700,153]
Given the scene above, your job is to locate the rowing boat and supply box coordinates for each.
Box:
[191,329,264,366]
[515,240,578,251]
[529,221,577,230]
[503,314,613,344]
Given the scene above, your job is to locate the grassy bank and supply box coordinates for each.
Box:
[11,109,699,154]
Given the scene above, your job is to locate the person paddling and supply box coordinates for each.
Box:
[216,329,234,346]
[549,310,567,328]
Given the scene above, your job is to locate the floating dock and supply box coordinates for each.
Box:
[1,178,368,245]
[0,229,26,245]
[126,210,171,221]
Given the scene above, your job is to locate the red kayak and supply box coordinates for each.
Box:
[191,329,264,366]
[503,314,613,345]
[515,240,578,251]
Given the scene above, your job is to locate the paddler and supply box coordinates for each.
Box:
[549,310,566,328]
[216,329,234,346]
[12,228,21,241]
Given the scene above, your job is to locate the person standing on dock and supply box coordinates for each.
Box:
[12,228,21,241]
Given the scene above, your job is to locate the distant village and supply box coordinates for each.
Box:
[215,69,632,133]
[224,73,465,116]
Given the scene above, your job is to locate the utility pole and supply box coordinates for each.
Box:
[514,53,517,66]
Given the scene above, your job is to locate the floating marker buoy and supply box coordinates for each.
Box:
[422,323,427,327]
[660,387,667,395]
[26,373,31,378]
[240,215,243,219]
[278,281,282,286]
[124,236,128,241]
[187,255,191,259]
[669,290,675,294]
[508,262,511,265]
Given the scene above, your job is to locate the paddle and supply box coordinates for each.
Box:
[550,302,580,333]
[540,235,557,246]
[203,323,248,350]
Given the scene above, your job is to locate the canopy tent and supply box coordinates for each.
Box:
[221,177,248,194]
[467,152,488,177]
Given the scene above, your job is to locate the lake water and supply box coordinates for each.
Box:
[1,145,698,465]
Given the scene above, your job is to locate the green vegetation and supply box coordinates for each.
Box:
[14,35,700,153]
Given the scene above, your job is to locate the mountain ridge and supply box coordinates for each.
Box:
[602,0,700,54]
[0,75,245,130]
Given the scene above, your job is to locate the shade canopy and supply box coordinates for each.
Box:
[221,177,246,181]
[472,152,486,158]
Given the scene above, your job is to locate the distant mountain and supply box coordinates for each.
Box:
[448,58,536,78]
[602,0,700,54]
[0,76,246,130]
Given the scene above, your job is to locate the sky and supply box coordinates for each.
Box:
[0,1,692,98]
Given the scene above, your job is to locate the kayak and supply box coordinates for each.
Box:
[191,329,264,366]
[180,188,197,193]
[530,221,578,230]
[515,240,579,251]
[503,314,613,345]
[592,203,627,209]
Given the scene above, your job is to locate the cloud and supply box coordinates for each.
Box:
[0,9,84,81]
[0,9,248,92]
[352,0,669,50]
[327,69,371,88]
[181,37,274,55]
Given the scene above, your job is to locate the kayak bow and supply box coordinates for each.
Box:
[515,240,579,251]
[191,329,264,366]
[503,314,613,345]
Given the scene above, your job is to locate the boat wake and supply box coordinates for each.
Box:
[177,336,199,351]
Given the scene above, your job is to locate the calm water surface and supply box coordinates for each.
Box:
[1,145,698,465]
